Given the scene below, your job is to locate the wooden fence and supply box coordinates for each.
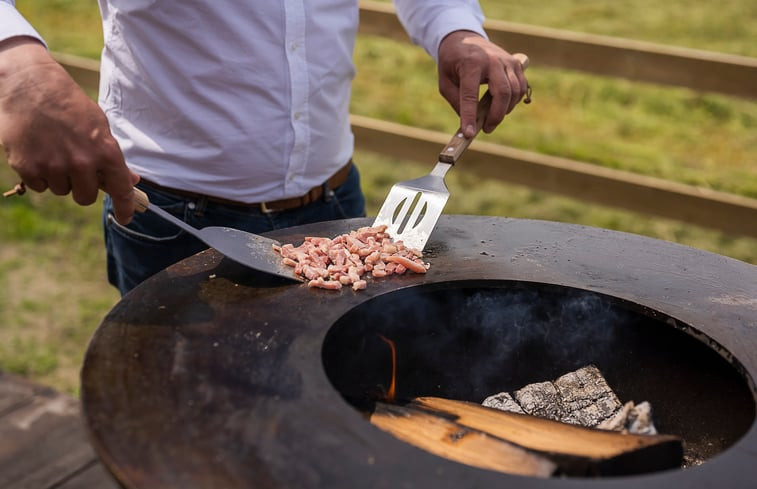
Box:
[52,1,757,238]
[359,1,757,100]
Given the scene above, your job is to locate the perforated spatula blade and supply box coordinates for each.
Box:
[373,54,529,250]
[372,161,454,251]
[372,91,492,251]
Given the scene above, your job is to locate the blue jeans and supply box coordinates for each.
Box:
[103,164,366,295]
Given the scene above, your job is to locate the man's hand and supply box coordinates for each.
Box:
[0,37,140,224]
[437,30,529,138]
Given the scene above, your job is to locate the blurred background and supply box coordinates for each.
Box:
[1,0,756,394]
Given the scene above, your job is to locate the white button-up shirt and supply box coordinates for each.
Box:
[2,0,486,203]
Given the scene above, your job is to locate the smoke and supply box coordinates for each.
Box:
[407,284,630,399]
[323,281,637,404]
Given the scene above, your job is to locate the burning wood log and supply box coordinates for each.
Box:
[483,365,659,434]
[371,396,683,477]
[371,402,558,477]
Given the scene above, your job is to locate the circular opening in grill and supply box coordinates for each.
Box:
[322,280,755,478]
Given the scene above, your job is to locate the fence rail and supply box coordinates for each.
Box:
[351,116,757,238]
[358,1,757,100]
[51,2,757,238]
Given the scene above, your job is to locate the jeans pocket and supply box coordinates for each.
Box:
[103,195,207,294]
[105,196,187,244]
[105,212,184,244]
[325,189,349,221]
[107,183,197,241]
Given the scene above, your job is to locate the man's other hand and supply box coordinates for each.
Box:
[0,37,140,224]
[437,30,529,138]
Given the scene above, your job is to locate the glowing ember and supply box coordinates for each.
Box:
[378,334,397,402]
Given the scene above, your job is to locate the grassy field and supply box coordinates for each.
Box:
[2,1,756,394]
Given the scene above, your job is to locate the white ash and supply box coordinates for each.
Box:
[483,365,659,435]
[626,401,657,435]
[513,381,564,420]
[596,401,634,431]
[480,391,525,414]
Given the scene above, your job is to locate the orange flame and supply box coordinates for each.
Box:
[378,334,396,402]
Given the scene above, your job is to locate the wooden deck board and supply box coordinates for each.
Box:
[0,373,51,416]
[0,372,120,489]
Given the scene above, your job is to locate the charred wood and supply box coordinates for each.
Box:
[407,396,683,477]
[483,365,659,434]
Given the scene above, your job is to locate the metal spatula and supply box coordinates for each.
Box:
[371,91,494,251]
[133,188,304,282]
[373,55,528,250]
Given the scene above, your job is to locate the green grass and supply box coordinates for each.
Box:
[0,164,119,394]
[374,0,757,57]
[355,150,757,266]
[352,37,757,197]
[3,0,756,394]
[483,0,757,57]
[16,0,103,57]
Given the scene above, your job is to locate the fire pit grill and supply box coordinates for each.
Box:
[81,216,757,488]
[323,280,753,469]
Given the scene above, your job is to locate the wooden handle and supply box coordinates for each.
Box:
[3,182,26,197]
[438,53,529,164]
[133,187,150,213]
[96,182,149,213]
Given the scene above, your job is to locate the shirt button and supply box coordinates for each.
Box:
[188,202,196,210]
[294,112,301,120]
[290,42,298,52]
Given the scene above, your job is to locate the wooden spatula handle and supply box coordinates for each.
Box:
[99,184,150,212]
[438,53,529,164]
[133,187,150,213]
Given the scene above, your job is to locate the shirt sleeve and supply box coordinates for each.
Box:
[392,0,487,63]
[0,1,46,46]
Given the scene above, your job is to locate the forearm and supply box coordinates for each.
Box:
[0,13,138,224]
[0,36,50,83]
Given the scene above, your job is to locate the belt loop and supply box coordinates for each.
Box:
[322,182,333,203]
[260,201,274,214]
[193,196,207,217]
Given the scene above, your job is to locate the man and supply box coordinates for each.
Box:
[0,1,528,294]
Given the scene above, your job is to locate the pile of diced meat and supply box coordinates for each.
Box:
[272,225,429,290]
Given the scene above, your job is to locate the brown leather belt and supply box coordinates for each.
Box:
[139,160,353,213]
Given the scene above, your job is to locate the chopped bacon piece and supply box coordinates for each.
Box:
[381,243,398,254]
[274,225,429,291]
[385,255,428,274]
[372,268,387,278]
[365,251,381,265]
[352,280,367,291]
[308,277,342,290]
